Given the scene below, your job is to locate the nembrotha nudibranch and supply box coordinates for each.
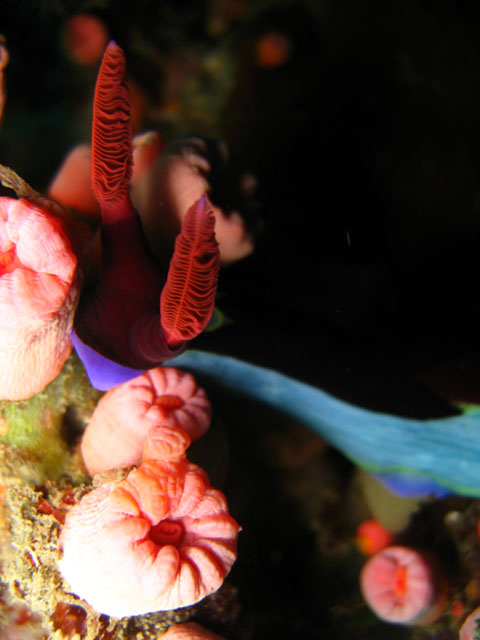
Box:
[72,42,219,389]
[0,197,80,400]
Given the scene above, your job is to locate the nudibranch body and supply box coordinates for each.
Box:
[0,196,80,400]
[169,350,480,497]
[59,425,239,617]
[72,42,219,389]
[81,367,211,475]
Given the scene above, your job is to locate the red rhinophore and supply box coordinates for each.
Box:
[160,195,219,346]
[91,40,133,222]
[74,43,220,375]
[75,42,168,368]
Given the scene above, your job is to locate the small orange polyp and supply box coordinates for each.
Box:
[356,519,392,556]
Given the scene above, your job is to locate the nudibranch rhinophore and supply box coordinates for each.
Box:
[59,425,239,617]
[72,41,219,389]
[0,196,80,400]
[81,367,211,475]
[360,546,446,625]
[161,622,226,640]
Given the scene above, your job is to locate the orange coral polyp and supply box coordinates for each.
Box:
[81,367,211,475]
[0,197,79,399]
[150,519,184,547]
[59,425,239,617]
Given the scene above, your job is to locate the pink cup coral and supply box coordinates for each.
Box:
[81,367,211,475]
[460,606,480,640]
[360,545,446,626]
[161,622,226,639]
[59,425,239,617]
[0,197,80,399]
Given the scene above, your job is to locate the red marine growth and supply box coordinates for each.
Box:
[73,42,219,386]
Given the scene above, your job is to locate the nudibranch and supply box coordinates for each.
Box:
[59,424,240,617]
[72,42,219,389]
[169,350,480,497]
[161,622,226,640]
[81,367,211,475]
[0,197,79,400]
[360,546,446,625]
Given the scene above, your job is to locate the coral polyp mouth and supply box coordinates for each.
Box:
[153,394,185,411]
[150,519,184,547]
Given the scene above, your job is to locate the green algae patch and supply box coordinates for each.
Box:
[0,353,101,484]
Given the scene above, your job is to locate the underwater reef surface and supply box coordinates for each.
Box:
[2,0,480,638]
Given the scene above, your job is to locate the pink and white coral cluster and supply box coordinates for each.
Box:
[81,367,211,475]
[0,197,80,399]
[59,424,239,616]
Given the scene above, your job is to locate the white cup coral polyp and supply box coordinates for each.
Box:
[80,367,211,475]
[360,545,446,626]
[0,197,80,400]
[59,425,239,617]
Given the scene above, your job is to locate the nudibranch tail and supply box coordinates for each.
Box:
[160,195,220,346]
[91,40,133,222]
